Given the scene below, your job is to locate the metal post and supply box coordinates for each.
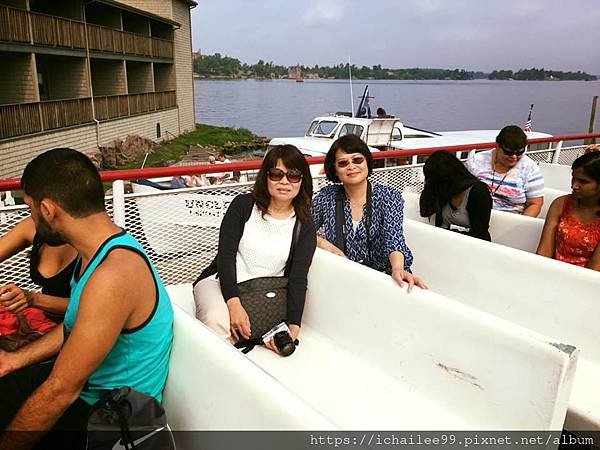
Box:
[585,96,598,145]
[112,180,126,228]
[551,140,563,164]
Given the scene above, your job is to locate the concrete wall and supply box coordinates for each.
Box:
[0,108,179,177]
[126,61,153,93]
[172,0,195,132]
[153,63,175,91]
[91,59,127,96]
[0,53,39,105]
[37,55,90,100]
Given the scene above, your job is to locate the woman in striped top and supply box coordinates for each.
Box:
[466,125,544,217]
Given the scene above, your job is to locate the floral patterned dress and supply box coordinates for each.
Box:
[554,195,600,267]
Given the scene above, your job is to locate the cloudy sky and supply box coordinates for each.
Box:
[190,0,600,74]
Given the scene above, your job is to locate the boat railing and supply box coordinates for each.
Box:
[0,133,597,288]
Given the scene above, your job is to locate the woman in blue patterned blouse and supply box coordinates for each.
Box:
[312,135,427,292]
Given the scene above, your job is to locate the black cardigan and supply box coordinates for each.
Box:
[196,193,317,326]
[435,182,492,241]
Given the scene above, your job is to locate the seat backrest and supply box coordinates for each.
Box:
[302,249,577,429]
[539,163,572,191]
[402,191,544,253]
[404,219,600,366]
[540,187,569,219]
[163,307,334,430]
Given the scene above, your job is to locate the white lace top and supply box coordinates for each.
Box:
[236,206,296,283]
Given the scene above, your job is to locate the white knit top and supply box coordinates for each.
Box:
[236,206,296,283]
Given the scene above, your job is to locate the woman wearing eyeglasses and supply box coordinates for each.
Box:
[312,135,427,292]
[193,145,316,352]
[465,125,544,217]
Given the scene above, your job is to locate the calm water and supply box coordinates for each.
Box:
[195,79,600,138]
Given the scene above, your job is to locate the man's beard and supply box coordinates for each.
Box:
[36,215,67,247]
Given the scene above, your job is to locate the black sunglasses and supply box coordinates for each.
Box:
[336,155,366,168]
[267,168,303,183]
[501,146,526,157]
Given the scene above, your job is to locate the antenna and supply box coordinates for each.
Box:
[348,57,354,117]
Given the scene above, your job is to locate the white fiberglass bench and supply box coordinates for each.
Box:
[402,191,544,253]
[539,162,572,192]
[163,250,577,430]
[404,219,600,431]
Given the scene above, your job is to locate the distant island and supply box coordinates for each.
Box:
[192,53,597,81]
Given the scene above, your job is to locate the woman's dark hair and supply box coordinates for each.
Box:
[324,134,373,183]
[572,151,600,215]
[253,145,313,222]
[420,150,480,217]
[496,125,527,150]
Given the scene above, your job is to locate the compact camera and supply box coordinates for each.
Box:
[262,322,296,357]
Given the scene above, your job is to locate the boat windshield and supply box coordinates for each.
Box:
[338,123,364,138]
[307,120,339,137]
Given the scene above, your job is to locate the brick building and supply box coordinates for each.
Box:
[0,0,196,178]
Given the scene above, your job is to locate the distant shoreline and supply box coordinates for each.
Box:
[193,75,598,82]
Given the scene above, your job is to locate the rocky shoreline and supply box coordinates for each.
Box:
[90,125,269,170]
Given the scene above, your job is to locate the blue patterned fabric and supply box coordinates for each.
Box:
[312,183,413,273]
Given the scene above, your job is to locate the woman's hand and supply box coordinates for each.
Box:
[584,144,599,153]
[316,236,346,257]
[265,325,300,355]
[391,269,428,293]
[0,283,32,313]
[226,297,251,341]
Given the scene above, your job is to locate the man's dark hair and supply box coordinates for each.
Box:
[496,125,527,150]
[324,134,373,183]
[21,148,105,217]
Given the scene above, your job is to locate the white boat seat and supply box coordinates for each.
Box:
[166,283,195,316]
[540,187,569,219]
[162,306,334,430]
[165,250,577,430]
[402,191,544,253]
[404,219,600,430]
[539,162,572,192]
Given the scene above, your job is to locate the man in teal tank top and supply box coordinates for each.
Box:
[0,149,173,450]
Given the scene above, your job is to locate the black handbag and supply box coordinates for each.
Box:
[237,276,288,340]
[234,220,301,350]
[86,387,175,450]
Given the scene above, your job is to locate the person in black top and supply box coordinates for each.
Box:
[0,217,75,318]
[420,150,493,241]
[194,145,317,353]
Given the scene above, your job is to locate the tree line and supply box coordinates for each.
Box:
[193,53,597,81]
[489,68,596,81]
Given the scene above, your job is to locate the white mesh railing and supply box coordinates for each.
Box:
[0,141,585,288]
[0,198,114,290]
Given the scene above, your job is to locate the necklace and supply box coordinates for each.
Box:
[490,156,510,196]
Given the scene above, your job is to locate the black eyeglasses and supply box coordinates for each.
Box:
[501,146,526,157]
[336,155,366,168]
[267,168,303,183]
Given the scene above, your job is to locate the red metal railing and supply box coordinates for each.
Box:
[1,133,598,192]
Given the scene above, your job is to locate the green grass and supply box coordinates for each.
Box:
[120,124,259,169]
